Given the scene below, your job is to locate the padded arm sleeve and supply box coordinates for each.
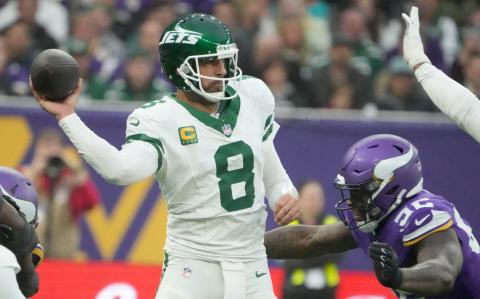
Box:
[263,143,298,211]
[415,63,480,143]
[59,113,158,185]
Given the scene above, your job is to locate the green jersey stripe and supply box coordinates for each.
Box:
[264,114,273,129]
[125,133,164,171]
[262,123,274,141]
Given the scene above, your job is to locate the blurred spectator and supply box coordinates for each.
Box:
[178,0,217,14]
[71,11,96,43]
[212,0,253,75]
[380,0,459,74]
[126,19,173,90]
[145,1,178,30]
[328,83,355,109]
[66,38,110,100]
[71,10,120,87]
[238,0,277,39]
[417,0,459,73]
[309,34,373,109]
[0,0,68,45]
[353,0,381,42]
[283,179,341,299]
[305,0,331,16]
[89,4,125,60]
[109,0,157,40]
[375,57,435,111]
[0,35,7,94]
[20,128,100,259]
[463,52,480,98]
[104,49,170,102]
[238,0,277,76]
[17,0,57,51]
[337,6,384,77]
[277,0,332,64]
[0,20,34,96]
[277,16,312,102]
[252,33,283,77]
[451,24,480,83]
[261,56,308,108]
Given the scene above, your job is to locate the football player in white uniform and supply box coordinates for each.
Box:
[31,14,300,299]
[402,6,480,142]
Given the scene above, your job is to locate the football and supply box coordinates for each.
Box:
[30,49,80,102]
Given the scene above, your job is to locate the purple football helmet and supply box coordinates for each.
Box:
[0,166,38,225]
[334,134,423,233]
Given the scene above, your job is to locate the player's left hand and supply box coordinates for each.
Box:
[368,242,403,289]
[401,6,431,69]
[274,193,301,225]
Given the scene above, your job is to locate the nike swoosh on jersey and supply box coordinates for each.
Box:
[415,214,431,226]
[255,271,267,278]
[129,119,140,126]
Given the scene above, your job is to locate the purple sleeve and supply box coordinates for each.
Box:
[401,196,453,247]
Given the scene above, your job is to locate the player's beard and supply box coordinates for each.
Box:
[202,79,224,93]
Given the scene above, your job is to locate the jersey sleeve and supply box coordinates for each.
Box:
[401,197,454,247]
[415,63,480,143]
[239,76,279,145]
[125,108,165,171]
[258,80,280,146]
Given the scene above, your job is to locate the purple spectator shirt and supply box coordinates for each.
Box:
[349,190,480,299]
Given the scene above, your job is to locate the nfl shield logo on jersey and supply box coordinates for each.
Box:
[222,124,232,136]
[182,267,192,278]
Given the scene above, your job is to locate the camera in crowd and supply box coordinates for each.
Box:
[45,156,66,180]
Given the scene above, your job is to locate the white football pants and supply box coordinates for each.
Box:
[155,255,277,299]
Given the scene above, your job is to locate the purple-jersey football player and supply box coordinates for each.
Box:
[265,134,480,299]
[0,166,44,298]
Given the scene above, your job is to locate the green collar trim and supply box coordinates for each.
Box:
[170,86,240,137]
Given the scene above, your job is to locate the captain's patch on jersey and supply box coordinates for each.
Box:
[178,126,198,145]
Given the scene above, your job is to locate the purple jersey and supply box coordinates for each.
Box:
[350,190,480,299]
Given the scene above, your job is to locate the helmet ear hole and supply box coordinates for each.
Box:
[393,145,404,153]
[368,207,381,219]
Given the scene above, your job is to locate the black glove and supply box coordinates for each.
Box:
[368,242,403,289]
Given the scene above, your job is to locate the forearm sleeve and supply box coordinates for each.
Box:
[263,144,297,211]
[59,114,158,185]
[415,63,480,143]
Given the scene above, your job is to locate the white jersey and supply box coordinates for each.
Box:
[125,77,278,262]
[0,244,20,272]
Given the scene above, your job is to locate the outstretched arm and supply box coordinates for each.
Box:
[30,79,159,185]
[402,6,480,143]
[265,222,357,259]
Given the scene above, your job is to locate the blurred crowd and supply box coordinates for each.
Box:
[1,0,480,111]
